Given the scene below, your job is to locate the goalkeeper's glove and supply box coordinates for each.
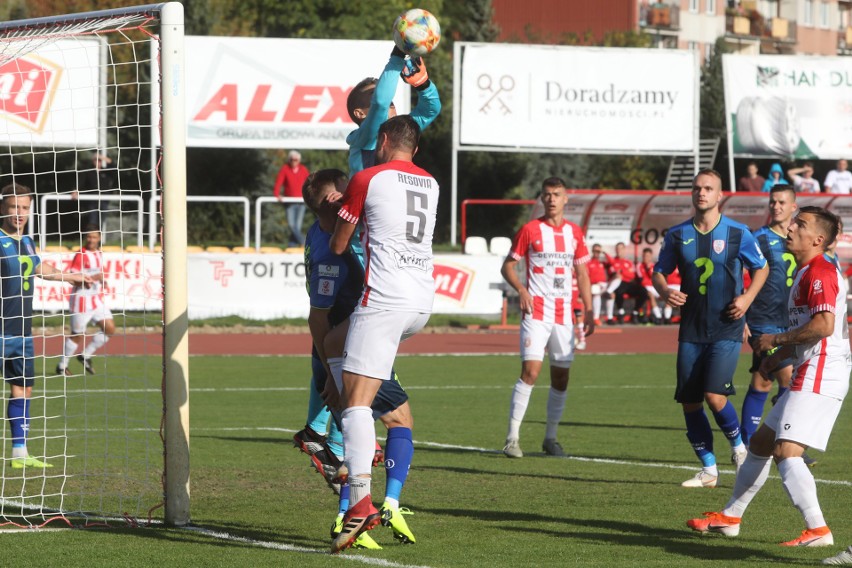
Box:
[401,57,431,90]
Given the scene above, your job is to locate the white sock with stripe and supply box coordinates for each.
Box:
[507,379,532,440]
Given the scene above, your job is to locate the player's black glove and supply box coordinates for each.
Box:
[391,45,407,60]
[401,56,431,90]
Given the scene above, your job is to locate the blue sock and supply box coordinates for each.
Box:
[713,400,743,447]
[306,358,330,433]
[684,408,716,467]
[8,398,29,449]
[327,419,343,459]
[775,386,789,403]
[740,387,768,446]
[384,427,413,504]
[338,484,350,516]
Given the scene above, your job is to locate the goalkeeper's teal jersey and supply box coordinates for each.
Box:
[0,231,41,337]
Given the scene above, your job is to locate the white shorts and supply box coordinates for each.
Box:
[70,305,113,334]
[520,317,574,368]
[764,390,843,452]
[343,306,430,381]
[590,283,603,296]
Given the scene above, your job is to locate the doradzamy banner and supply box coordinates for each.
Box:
[459,43,697,153]
[0,39,101,148]
[181,36,411,149]
[723,55,852,159]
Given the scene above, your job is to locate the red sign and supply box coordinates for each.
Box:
[0,55,62,133]
[433,263,473,304]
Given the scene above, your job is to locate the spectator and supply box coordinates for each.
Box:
[74,152,117,235]
[273,150,310,247]
[824,159,852,195]
[587,243,609,325]
[761,163,788,192]
[737,161,765,193]
[787,162,821,194]
[604,242,648,324]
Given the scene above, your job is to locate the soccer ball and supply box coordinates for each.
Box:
[393,8,441,57]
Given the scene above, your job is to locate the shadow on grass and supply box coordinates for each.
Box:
[415,464,665,486]
[526,419,683,433]
[417,506,811,564]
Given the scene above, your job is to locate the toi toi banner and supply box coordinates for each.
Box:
[723,54,852,159]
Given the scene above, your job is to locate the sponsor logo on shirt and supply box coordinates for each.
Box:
[319,278,334,296]
[318,264,339,277]
[393,250,429,271]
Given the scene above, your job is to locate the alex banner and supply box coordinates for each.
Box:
[458,43,697,153]
[0,39,100,148]
[723,55,852,158]
[182,36,411,149]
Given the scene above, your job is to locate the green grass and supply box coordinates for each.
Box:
[2,352,852,567]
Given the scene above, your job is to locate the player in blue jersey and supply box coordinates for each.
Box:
[740,185,797,447]
[301,170,417,549]
[346,46,441,175]
[0,184,91,468]
[652,169,769,488]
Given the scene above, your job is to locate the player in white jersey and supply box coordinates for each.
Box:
[687,206,851,549]
[56,227,115,376]
[328,115,438,553]
[500,178,594,459]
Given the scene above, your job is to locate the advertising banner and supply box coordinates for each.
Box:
[459,43,697,153]
[0,39,100,148]
[182,36,411,149]
[723,54,852,158]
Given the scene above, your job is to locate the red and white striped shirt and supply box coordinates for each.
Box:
[510,218,589,324]
[69,249,105,314]
[789,255,851,400]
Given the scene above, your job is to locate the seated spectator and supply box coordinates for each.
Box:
[761,163,788,192]
[787,162,820,193]
[825,159,852,194]
[737,161,765,193]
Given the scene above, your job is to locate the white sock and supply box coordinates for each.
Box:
[383,497,399,510]
[60,338,78,368]
[545,387,568,440]
[328,357,343,393]
[723,451,772,518]
[507,379,533,440]
[11,446,27,459]
[778,456,826,529]
[592,295,601,320]
[83,332,108,357]
[652,304,662,319]
[664,305,672,319]
[605,298,615,319]
[574,324,585,344]
[341,406,375,504]
[703,465,719,477]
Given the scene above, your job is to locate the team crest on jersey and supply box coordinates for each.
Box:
[25,241,35,255]
[713,239,725,254]
[318,278,334,296]
[318,264,339,277]
[553,277,564,289]
[813,279,823,293]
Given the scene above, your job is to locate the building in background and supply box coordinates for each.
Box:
[491,0,852,61]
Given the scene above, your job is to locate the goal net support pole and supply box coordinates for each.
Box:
[159,1,190,528]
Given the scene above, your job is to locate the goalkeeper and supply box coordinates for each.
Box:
[0,183,91,468]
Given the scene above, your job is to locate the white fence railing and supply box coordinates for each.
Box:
[39,194,144,250]
[254,196,301,251]
[148,195,251,250]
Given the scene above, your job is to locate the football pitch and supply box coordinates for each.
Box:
[6,351,852,567]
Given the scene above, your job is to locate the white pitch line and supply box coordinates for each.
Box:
[183,526,432,567]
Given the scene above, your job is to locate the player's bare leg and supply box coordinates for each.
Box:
[331,372,383,553]
[504,359,542,458]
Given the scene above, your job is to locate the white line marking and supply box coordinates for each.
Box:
[183,526,432,567]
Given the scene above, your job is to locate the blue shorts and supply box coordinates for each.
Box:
[675,341,740,404]
[2,336,35,387]
[747,325,796,375]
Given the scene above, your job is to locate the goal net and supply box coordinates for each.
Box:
[0,3,188,528]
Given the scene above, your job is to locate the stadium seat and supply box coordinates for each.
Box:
[205,246,232,253]
[232,246,256,254]
[125,245,151,253]
[259,246,283,254]
[489,236,512,257]
[284,246,304,254]
[186,246,204,253]
[101,245,124,252]
[463,236,488,255]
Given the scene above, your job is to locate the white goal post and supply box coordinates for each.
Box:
[0,3,188,527]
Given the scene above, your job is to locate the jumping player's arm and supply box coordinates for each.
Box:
[403,58,442,131]
[727,232,769,320]
[653,231,686,307]
[330,171,369,255]
[348,50,406,153]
